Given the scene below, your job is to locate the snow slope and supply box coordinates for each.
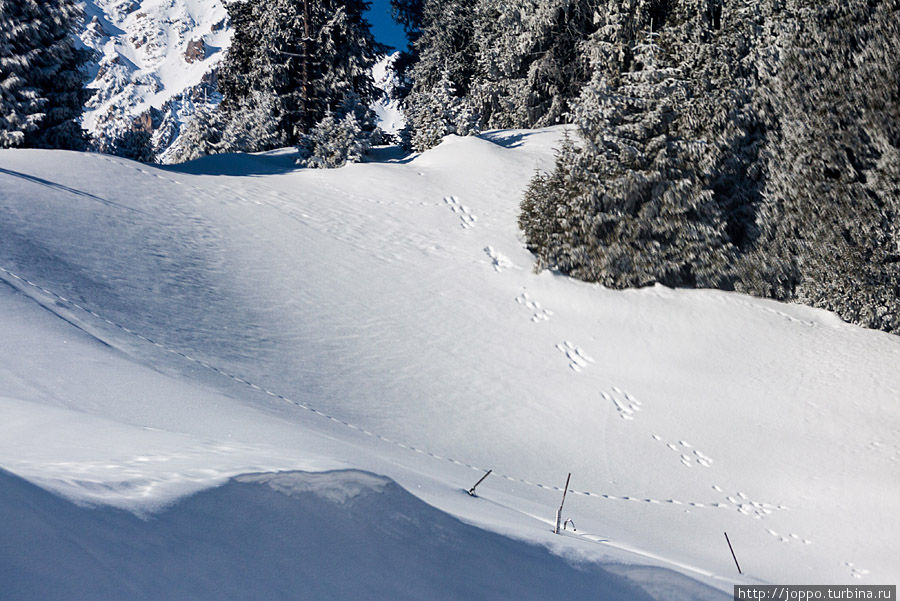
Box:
[1,128,899,596]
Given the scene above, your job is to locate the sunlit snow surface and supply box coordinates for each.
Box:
[1,128,899,597]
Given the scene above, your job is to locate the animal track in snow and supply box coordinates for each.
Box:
[514,291,552,322]
[710,487,788,519]
[765,528,812,545]
[866,439,900,463]
[484,246,516,272]
[602,387,641,420]
[443,196,476,229]
[652,435,713,468]
[845,562,870,579]
[556,341,594,372]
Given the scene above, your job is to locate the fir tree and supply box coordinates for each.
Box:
[469,0,598,130]
[403,0,477,150]
[0,0,91,149]
[110,129,156,163]
[0,2,43,147]
[743,0,900,334]
[406,69,478,151]
[222,91,288,152]
[217,0,384,153]
[166,106,228,164]
[521,28,734,288]
[388,0,424,99]
[518,0,899,335]
[298,93,379,167]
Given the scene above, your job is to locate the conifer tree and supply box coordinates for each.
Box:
[403,0,477,150]
[388,0,424,99]
[0,0,90,149]
[298,92,379,167]
[743,0,900,334]
[469,0,598,130]
[521,28,734,287]
[217,0,383,153]
[166,106,228,164]
[110,130,156,163]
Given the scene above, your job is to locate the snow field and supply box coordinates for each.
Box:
[1,128,899,595]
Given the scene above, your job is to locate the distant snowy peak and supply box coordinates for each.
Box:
[79,2,404,160]
[80,0,231,153]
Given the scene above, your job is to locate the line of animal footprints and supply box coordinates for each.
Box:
[765,528,812,545]
[556,341,594,372]
[515,291,552,322]
[602,387,642,420]
[652,436,713,468]
[443,196,476,229]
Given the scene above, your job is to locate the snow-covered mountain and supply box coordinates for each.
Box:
[1,128,898,598]
[78,1,404,160]
[79,0,230,156]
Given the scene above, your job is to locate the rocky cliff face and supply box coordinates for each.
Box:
[79,0,231,160]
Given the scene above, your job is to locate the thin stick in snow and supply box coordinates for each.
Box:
[467,470,492,497]
[554,473,572,534]
[725,531,743,575]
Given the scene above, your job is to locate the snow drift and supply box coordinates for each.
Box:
[0,467,682,601]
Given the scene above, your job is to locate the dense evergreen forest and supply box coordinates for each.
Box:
[1,0,898,334]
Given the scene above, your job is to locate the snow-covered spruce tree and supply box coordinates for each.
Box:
[468,0,598,130]
[298,93,380,167]
[0,0,90,149]
[0,2,41,147]
[741,0,900,334]
[402,0,477,150]
[405,69,478,151]
[166,105,228,164]
[520,0,900,335]
[217,0,383,154]
[110,129,156,163]
[520,13,736,288]
[221,90,287,152]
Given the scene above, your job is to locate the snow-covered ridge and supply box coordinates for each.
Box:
[80,0,230,153]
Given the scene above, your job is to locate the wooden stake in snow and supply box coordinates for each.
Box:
[724,532,742,575]
[467,470,492,497]
[554,473,572,534]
